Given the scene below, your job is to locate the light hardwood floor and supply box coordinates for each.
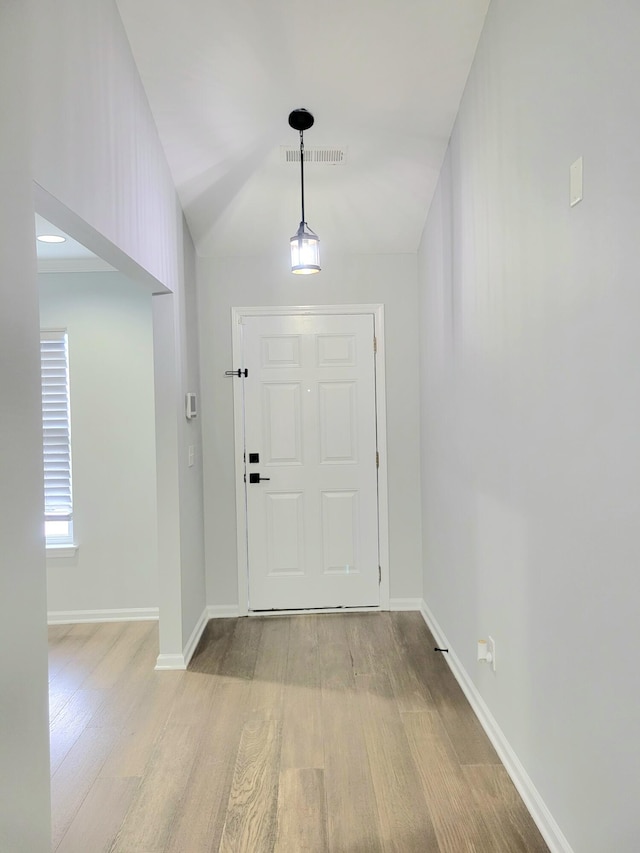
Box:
[48,612,549,852]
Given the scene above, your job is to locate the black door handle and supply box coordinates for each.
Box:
[249,473,271,484]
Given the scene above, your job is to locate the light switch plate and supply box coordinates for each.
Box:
[185,392,197,419]
[570,157,583,207]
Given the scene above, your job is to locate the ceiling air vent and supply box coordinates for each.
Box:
[281,146,347,165]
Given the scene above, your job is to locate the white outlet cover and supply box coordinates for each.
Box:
[570,157,583,207]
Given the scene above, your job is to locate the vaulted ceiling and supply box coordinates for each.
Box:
[116,0,489,258]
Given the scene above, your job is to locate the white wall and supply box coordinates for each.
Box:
[177,221,207,647]
[197,252,422,608]
[0,2,204,847]
[32,0,179,291]
[30,0,206,662]
[0,6,51,850]
[418,2,640,851]
[39,272,158,615]
[152,214,207,660]
[30,0,207,667]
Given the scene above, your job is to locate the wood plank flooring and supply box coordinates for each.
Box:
[48,612,549,852]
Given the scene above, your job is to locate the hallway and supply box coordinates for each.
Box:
[49,612,548,851]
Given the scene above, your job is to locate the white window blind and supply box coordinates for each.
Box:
[40,331,73,524]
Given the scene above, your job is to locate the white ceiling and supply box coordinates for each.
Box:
[116,0,489,259]
[35,215,96,260]
[35,215,115,271]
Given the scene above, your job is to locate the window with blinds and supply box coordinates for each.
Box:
[40,330,73,544]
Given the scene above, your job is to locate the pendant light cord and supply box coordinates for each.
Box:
[299,130,305,225]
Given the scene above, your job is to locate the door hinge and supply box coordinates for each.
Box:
[373,335,377,354]
[376,451,379,468]
[378,565,382,584]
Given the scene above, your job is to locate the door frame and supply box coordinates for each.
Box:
[231,304,390,616]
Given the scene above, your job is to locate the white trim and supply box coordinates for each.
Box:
[231,304,390,615]
[47,607,158,625]
[390,598,422,611]
[233,304,388,319]
[419,600,574,853]
[207,605,241,619]
[154,606,210,671]
[181,606,209,667]
[231,309,248,615]
[372,305,390,611]
[155,653,187,670]
[46,544,78,559]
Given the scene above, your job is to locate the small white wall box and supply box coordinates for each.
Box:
[185,392,197,419]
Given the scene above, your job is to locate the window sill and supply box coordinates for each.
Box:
[46,544,78,559]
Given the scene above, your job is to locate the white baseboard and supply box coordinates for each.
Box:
[207,604,241,619]
[419,600,574,853]
[155,606,209,671]
[155,653,187,670]
[48,607,159,625]
[390,597,422,611]
[182,607,209,667]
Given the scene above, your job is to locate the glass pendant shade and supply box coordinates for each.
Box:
[290,222,320,274]
[288,108,321,275]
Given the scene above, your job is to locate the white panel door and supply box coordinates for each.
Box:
[242,313,379,610]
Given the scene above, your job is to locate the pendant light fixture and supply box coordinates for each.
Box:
[289,108,320,274]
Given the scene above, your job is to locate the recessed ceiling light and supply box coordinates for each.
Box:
[37,234,66,243]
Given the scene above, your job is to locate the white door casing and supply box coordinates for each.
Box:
[231,305,389,614]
